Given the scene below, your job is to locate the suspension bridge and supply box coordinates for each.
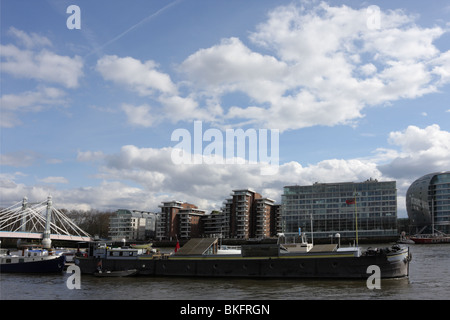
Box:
[0,196,92,247]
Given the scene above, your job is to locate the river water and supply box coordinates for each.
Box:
[1,244,449,301]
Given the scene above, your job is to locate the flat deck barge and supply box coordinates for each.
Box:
[75,238,410,279]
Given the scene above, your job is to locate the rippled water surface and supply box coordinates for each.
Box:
[1,244,449,300]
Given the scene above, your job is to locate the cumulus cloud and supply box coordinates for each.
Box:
[121,103,155,127]
[0,177,157,212]
[378,124,450,178]
[180,37,288,103]
[67,144,385,212]
[4,123,447,216]
[177,3,450,131]
[430,50,450,86]
[92,4,450,131]
[2,5,449,218]
[96,55,177,96]
[0,28,83,127]
[96,55,215,126]
[0,44,83,88]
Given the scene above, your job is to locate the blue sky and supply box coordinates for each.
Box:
[1,0,450,218]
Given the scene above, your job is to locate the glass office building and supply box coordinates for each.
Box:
[406,171,450,235]
[282,179,398,241]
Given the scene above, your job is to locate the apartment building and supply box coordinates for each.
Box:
[202,211,226,238]
[222,189,280,239]
[156,190,281,241]
[108,209,157,241]
[156,201,205,240]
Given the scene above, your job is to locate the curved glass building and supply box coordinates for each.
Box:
[406,171,450,234]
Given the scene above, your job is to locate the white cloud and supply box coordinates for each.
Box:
[77,150,105,162]
[0,177,156,212]
[67,144,384,213]
[97,55,214,125]
[179,37,288,103]
[0,87,67,127]
[7,26,52,48]
[96,55,177,96]
[430,50,450,86]
[177,3,450,131]
[90,4,449,131]
[0,44,83,88]
[158,94,213,123]
[5,123,446,217]
[0,29,83,127]
[0,174,50,206]
[4,123,438,217]
[121,103,155,127]
[378,124,450,178]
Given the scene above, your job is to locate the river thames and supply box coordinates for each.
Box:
[1,243,449,301]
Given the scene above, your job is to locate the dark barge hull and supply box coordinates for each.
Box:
[75,252,409,279]
[0,255,66,273]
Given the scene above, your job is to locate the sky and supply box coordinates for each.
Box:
[1,0,450,218]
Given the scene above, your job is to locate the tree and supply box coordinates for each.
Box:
[65,209,113,239]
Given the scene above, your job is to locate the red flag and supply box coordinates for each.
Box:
[346,198,356,205]
[175,240,180,253]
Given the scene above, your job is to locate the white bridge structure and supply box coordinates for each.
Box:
[0,196,92,248]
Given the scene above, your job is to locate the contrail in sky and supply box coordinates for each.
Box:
[87,0,183,57]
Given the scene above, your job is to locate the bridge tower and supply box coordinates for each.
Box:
[42,196,52,249]
[16,197,29,248]
[20,196,28,232]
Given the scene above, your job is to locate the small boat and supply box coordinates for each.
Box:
[94,269,137,277]
[0,245,66,273]
[397,232,415,244]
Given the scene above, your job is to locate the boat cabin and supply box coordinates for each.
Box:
[92,243,143,259]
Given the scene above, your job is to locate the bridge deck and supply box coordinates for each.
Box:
[0,231,92,242]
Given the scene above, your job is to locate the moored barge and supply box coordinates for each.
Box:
[0,246,66,273]
[74,238,411,279]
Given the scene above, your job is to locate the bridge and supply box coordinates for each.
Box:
[0,196,93,247]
